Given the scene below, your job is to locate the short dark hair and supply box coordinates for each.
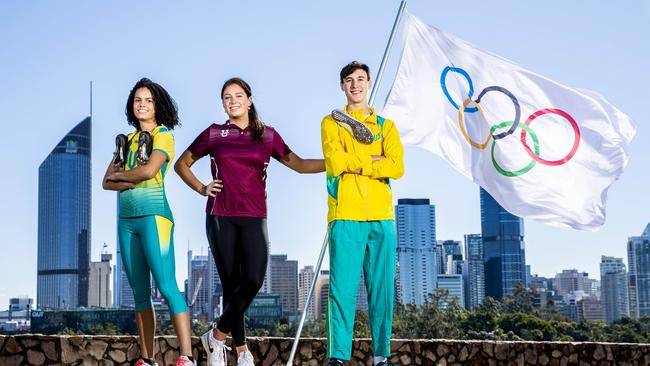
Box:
[125,78,180,130]
[339,61,370,83]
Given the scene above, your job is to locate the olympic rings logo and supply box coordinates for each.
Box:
[440,66,581,177]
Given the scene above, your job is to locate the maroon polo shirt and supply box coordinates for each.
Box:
[188,122,292,218]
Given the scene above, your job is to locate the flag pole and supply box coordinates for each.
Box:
[369,0,408,107]
[286,1,407,365]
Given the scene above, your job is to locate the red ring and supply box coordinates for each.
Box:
[520,108,580,166]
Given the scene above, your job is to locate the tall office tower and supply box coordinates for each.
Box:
[627,227,650,318]
[554,269,590,297]
[436,241,444,276]
[395,199,437,305]
[437,274,465,308]
[37,117,91,309]
[480,187,526,300]
[464,234,485,310]
[260,254,272,294]
[441,240,462,275]
[525,265,532,288]
[207,247,223,318]
[269,254,298,313]
[188,252,209,320]
[600,256,630,323]
[314,270,330,319]
[113,253,134,307]
[356,274,369,311]
[298,266,316,320]
[88,244,112,307]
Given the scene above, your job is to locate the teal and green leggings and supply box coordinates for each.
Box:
[118,215,188,315]
[326,220,396,360]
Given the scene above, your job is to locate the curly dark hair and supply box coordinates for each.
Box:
[125,78,180,130]
[221,77,264,143]
[340,61,371,83]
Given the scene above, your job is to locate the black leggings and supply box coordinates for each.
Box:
[206,215,268,346]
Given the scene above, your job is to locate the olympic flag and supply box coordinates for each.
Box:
[382,14,636,230]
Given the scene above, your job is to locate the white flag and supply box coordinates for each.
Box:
[382,14,636,231]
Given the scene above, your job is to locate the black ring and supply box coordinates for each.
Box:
[475,86,520,140]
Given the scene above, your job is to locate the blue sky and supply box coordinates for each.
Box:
[0,1,648,307]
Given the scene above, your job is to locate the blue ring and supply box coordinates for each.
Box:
[440,66,477,112]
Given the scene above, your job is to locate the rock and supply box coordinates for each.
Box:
[399,354,411,364]
[61,338,77,363]
[42,340,57,361]
[559,356,568,366]
[108,349,127,363]
[4,337,21,354]
[482,342,494,357]
[494,343,508,360]
[438,358,447,366]
[3,355,23,366]
[166,337,180,350]
[525,346,538,364]
[21,338,40,348]
[594,345,606,360]
[127,343,140,362]
[300,343,312,359]
[605,345,613,361]
[458,346,468,361]
[568,353,578,364]
[99,360,115,366]
[258,339,270,356]
[436,343,449,357]
[0,336,5,351]
[263,344,279,366]
[551,350,563,358]
[112,341,128,350]
[399,343,411,353]
[538,353,549,365]
[68,336,85,348]
[515,352,524,366]
[27,349,46,365]
[86,340,108,359]
[423,349,436,361]
[280,340,290,351]
[164,349,179,365]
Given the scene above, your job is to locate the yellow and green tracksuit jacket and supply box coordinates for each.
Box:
[321,106,404,223]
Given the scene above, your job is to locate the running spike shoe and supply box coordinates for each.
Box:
[331,109,374,144]
[136,131,153,165]
[113,134,128,167]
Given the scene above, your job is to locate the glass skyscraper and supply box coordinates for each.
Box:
[480,187,526,300]
[600,256,629,323]
[395,198,437,305]
[627,224,650,319]
[464,233,485,310]
[37,117,91,309]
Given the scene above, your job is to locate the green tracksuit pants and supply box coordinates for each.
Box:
[326,219,396,360]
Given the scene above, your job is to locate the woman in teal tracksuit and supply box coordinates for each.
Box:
[103,78,195,366]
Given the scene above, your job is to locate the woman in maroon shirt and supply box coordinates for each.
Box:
[174,77,324,366]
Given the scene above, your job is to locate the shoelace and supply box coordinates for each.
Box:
[213,339,232,364]
[238,351,254,365]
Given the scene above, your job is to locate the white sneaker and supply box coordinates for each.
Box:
[237,350,254,366]
[201,329,231,366]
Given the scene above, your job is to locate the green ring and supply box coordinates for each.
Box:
[490,121,540,177]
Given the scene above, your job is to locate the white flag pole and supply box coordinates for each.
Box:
[285,1,407,365]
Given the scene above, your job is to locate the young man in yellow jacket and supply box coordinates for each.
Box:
[321,61,404,366]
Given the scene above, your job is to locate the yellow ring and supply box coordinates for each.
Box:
[458,98,492,150]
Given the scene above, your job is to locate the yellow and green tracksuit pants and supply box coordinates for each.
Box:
[118,215,188,315]
[326,220,396,360]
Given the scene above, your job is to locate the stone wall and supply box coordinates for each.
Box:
[1,335,650,365]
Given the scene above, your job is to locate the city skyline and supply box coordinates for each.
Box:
[1,1,649,307]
